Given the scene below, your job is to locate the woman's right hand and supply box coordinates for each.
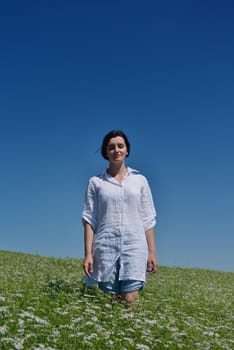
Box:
[83,255,94,277]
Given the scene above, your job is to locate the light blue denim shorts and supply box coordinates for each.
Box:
[98,259,145,294]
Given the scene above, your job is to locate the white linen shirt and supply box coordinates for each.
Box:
[82,167,156,282]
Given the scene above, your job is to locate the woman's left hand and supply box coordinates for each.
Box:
[147,253,158,274]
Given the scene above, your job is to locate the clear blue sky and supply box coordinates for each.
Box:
[1,0,233,272]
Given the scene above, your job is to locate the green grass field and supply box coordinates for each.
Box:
[0,250,233,349]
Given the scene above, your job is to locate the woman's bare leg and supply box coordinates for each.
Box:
[121,290,139,305]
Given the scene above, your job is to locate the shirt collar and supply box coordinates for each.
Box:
[100,167,139,180]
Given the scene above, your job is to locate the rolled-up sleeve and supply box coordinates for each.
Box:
[82,178,98,231]
[140,177,156,231]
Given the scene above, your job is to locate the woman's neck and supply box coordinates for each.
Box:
[107,163,127,177]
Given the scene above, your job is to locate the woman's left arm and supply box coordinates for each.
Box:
[145,227,158,274]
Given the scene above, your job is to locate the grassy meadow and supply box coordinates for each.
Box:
[0,250,233,349]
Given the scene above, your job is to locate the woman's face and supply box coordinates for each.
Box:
[106,136,128,163]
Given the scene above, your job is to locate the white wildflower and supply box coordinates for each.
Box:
[0,325,8,335]
[92,305,102,310]
[58,324,73,330]
[136,344,150,350]
[33,345,56,350]
[124,337,134,345]
[27,306,35,312]
[144,319,157,325]
[0,306,9,313]
[86,308,96,314]
[169,327,178,332]
[52,329,60,337]
[172,331,187,338]
[18,319,25,328]
[13,293,23,299]
[72,317,82,323]
[95,324,105,332]
[56,310,69,315]
[18,311,49,325]
[203,331,214,336]
[84,334,98,340]
[12,338,24,350]
[121,312,135,319]
[68,334,77,338]
[0,296,6,302]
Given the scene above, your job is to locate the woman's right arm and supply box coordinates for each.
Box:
[83,221,94,277]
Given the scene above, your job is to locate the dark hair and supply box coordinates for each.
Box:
[101,130,130,160]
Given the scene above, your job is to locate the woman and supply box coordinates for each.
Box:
[82,130,158,304]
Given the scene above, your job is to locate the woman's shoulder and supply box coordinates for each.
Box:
[87,171,106,185]
[128,167,150,185]
[128,167,146,179]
